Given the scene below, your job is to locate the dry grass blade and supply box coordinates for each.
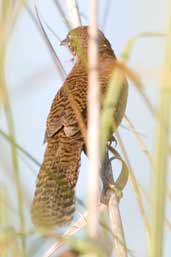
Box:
[65,0,81,28]
[53,0,71,29]
[25,4,61,42]
[115,61,156,116]
[139,184,171,232]
[108,192,127,257]
[35,1,66,80]
[124,115,153,167]
[1,0,25,40]
[0,128,41,167]
[121,32,165,61]
[0,2,27,254]
[0,185,9,257]
[116,132,151,243]
[39,17,61,42]
[101,0,112,29]
[108,145,129,191]
[101,151,128,257]
[124,115,171,207]
[149,2,171,255]
[43,212,87,257]
[0,185,8,228]
[43,205,106,257]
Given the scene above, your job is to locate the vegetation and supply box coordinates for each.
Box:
[0,1,170,257]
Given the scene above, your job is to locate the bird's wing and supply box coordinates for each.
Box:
[44,76,87,143]
[44,88,66,143]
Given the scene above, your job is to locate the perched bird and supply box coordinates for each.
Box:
[31,26,128,228]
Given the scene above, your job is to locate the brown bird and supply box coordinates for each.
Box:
[31,26,128,228]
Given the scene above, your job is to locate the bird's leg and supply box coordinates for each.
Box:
[108,134,117,147]
[100,150,123,205]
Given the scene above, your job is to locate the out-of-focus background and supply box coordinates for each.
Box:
[0,1,170,257]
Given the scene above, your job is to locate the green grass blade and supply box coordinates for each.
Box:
[149,1,171,257]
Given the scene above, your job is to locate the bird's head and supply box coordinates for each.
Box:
[60,26,114,62]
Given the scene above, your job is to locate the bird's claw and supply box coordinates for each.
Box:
[108,183,123,201]
[101,182,123,205]
[108,135,117,147]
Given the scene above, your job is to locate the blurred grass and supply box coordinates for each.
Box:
[116,132,151,242]
[101,31,166,156]
[0,128,41,167]
[0,1,27,256]
[150,1,171,256]
[0,1,171,257]
[100,5,170,257]
[0,185,8,257]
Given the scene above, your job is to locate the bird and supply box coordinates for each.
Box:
[31,26,128,229]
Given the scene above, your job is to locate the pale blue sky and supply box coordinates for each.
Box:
[0,0,169,256]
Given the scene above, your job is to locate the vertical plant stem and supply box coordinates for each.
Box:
[65,0,81,28]
[0,185,8,257]
[87,0,100,246]
[0,46,26,257]
[102,152,128,257]
[150,1,171,257]
[108,191,127,257]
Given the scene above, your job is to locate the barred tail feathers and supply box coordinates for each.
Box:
[31,130,83,228]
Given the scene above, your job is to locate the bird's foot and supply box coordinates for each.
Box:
[108,135,117,147]
[101,182,123,205]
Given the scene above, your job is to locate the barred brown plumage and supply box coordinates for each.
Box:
[31,130,83,227]
[31,26,128,228]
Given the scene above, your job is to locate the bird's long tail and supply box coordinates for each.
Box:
[31,130,83,229]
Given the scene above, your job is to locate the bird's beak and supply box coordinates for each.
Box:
[60,38,68,46]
